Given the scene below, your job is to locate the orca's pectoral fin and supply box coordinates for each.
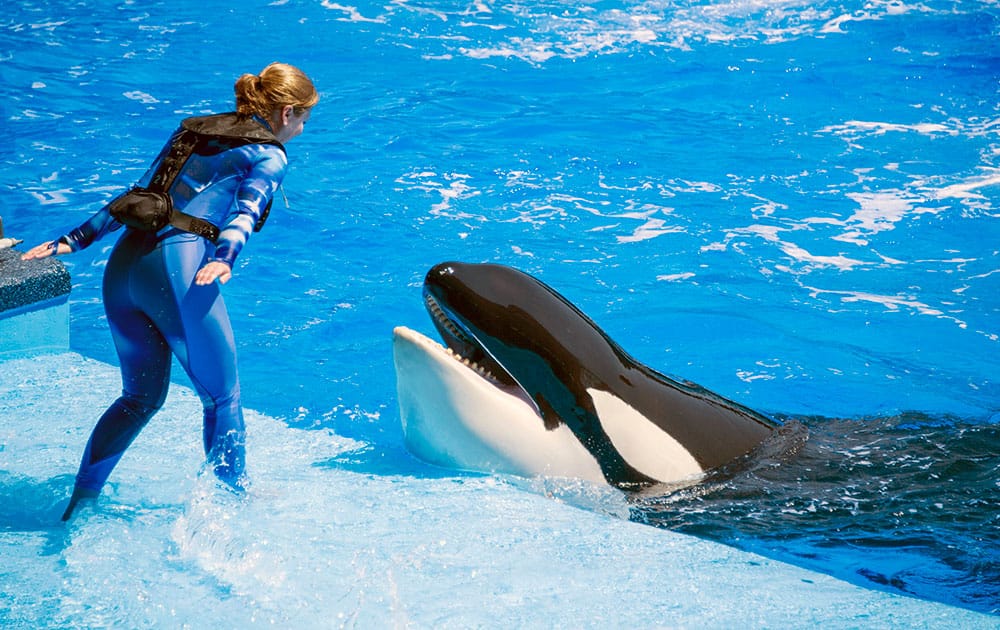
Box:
[61,487,100,522]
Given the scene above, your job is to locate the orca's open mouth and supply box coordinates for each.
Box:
[422,290,531,403]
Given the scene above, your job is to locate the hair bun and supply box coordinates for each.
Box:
[234,63,319,119]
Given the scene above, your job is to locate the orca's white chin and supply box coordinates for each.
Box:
[392,326,607,484]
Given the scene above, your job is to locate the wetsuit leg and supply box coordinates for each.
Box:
[143,237,246,489]
[65,233,172,519]
[173,290,246,489]
[64,233,246,522]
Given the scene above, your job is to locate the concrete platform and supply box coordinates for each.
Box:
[0,246,71,357]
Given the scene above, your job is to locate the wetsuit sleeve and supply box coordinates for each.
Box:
[58,203,124,252]
[209,145,287,267]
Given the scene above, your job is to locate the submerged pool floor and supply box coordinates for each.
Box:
[1,352,994,628]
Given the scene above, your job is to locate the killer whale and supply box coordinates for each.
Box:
[393,262,781,489]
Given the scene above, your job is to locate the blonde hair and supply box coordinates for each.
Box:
[234,62,319,119]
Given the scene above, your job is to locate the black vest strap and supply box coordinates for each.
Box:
[168,211,222,241]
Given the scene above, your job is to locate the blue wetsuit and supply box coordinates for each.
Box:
[59,116,286,513]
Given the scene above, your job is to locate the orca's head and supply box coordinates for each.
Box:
[390,261,615,483]
[421,261,622,424]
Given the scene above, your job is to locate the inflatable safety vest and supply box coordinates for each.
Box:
[108,113,285,241]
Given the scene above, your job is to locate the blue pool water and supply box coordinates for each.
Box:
[3,0,999,624]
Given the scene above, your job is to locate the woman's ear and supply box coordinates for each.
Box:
[280,105,295,125]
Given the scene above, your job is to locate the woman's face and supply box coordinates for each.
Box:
[271,106,311,143]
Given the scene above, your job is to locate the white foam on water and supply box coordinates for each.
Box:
[1,352,995,627]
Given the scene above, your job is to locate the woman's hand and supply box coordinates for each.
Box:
[195,261,232,286]
[21,241,71,260]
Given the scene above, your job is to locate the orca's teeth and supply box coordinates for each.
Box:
[425,292,502,386]
[426,293,472,343]
[444,347,501,385]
